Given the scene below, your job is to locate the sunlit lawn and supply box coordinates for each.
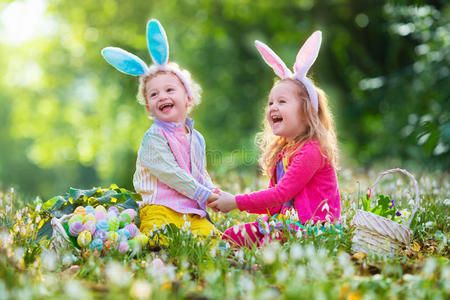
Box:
[0,168,448,299]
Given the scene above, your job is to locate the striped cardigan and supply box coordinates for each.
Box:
[133,118,215,217]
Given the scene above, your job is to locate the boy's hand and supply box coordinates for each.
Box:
[207,192,219,202]
[207,191,237,213]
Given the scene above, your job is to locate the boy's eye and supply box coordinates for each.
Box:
[150,92,157,97]
[279,99,286,104]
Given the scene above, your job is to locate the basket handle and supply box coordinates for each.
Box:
[370,168,420,228]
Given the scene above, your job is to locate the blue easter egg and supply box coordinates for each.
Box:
[96,219,109,232]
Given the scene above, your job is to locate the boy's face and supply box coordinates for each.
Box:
[267,80,307,141]
[145,72,193,124]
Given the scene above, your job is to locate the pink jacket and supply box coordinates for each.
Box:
[235,140,340,224]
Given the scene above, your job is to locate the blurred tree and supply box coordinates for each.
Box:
[0,0,448,199]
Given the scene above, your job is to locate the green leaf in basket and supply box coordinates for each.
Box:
[42,196,66,212]
[36,219,53,242]
[68,187,100,201]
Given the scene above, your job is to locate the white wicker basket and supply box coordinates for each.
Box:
[351,168,420,256]
[50,214,81,254]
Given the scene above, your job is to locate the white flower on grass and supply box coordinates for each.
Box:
[41,249,57,271]
[262,246,276,264]
[65,280,91,299]
[321,202,330,212]
[238,275,254,292]
[130,280,152,299]
[276,270,288,283]
[290,244,303,260]
[425,221,433,228]
[105,261,132,287]
[423,257,437,277]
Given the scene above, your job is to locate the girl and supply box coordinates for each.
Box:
[102,19,219,243]
[208,31,340,248]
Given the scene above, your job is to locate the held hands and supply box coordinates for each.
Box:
[207,190,237,213]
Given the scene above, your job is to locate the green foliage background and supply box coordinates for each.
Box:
[0,0,448,198]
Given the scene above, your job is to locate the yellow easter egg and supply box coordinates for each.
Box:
[133,234,149,247]
[77,230,92,248]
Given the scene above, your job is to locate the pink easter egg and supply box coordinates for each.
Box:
[95,210,106,221]
[83,221,96,235]
[69,221,83,237]
[119,241,129,254]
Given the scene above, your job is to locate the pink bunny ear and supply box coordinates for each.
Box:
[293,31,322,77]
[255,40,292,79]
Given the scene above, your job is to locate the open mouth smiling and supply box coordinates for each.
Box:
[271,115,283,123]
[159,102,174,112]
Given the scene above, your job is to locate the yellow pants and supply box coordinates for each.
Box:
[139,205,220,240]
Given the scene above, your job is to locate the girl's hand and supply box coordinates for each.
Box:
[207,191,237,213]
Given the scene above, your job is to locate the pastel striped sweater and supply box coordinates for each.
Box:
[133,118,215,217]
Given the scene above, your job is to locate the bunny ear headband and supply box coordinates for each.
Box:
[255,31,322,112]
[101,19,194,98]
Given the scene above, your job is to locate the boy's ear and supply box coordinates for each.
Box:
[186,96,195,106]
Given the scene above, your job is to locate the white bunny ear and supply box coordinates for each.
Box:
[293,31,322,77]
[255,40,292,79]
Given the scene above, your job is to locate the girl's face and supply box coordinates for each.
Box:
[267,80,307,141]
[145,72,193,124]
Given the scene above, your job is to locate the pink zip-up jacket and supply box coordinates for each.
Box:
[235,140,340,224]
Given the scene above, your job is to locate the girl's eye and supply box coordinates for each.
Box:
[268,101,273,106]
[167,88,175,92]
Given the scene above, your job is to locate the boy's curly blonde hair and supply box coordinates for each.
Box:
[136,62,202,116]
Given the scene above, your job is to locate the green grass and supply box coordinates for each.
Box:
[0,169,449,299]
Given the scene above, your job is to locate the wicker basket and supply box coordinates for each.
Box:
[50,214,81,254]
[351,168,420,256]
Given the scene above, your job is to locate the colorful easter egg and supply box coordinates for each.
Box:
[104,240,112,250]
[122,209,136,221]
[73,206,87,216]
[133,234,149,247]
[108,217,120,232]
[119,241,129,254]
[107,231,119,243]
[89,238,103,251]
[118,228,130,240]
[77,230,92,247]
[83,214,96,224]
[85,205,95,215]
[124,224,139,239]
[68,214,84,226]
[119,212,131,225]
[94,229,107,242]
[96,219,109,232]
[107,206,119,216]
[83,221,96,235]
[68,221,83,237]
[95,205,106,214]
[95,210,106,221]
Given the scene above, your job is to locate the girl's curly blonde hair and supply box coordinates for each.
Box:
[137,62,202,115]
[257,78,339,176]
